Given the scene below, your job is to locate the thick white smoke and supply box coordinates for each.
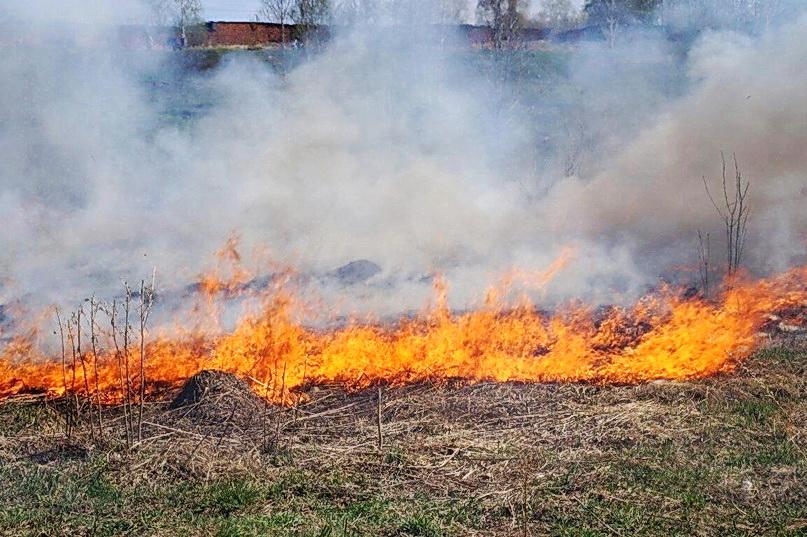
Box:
[1,0,806,327]
[541,19,807,274]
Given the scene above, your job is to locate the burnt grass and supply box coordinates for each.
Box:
[0,345,805,536]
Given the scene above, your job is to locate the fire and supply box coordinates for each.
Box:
[195,234,253,297]
[0,253,805,404]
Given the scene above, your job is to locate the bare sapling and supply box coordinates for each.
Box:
[273,359,288,448]
[605,5,619,49]
[376,384,383,453]
[703,152,751,279]
[109,299,132,448]
[262,378,271,453]
[66,316,80,419]
[75,307,95,439]
[137,272,156,443]
[257,0,294,46]
[89,297,103,437]
[55,307,72,438]
[697,230,711,297]
[123,284,134,442]
[293,355,308,424]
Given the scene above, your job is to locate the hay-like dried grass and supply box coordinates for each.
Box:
[0,342,804,535]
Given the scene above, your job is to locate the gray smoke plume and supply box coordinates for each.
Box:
[540,18,807,275]
[1,0,806,329]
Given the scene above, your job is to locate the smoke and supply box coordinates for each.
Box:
[1,0,806,328]
[541,17,807,274]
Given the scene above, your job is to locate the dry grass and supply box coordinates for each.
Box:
[0,342,805,536]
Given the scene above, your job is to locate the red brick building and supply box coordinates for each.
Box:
[0,21,552,50]
[191,22,548,49]
[192,22,299,47]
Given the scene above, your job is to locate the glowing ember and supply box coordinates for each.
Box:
[1,255,805,404]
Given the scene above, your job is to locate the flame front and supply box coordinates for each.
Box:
[1,259,805,404]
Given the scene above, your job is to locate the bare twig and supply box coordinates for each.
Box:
[697,230,711,297]
[376,384,383,453]
[125,285,134,442]
[110,298,132,449]
[66,316,80,419]
[89,297,103,437]
[76,307,94,440]
[55,307,72,438]
[136,270,156,443]
[521,469,530,537]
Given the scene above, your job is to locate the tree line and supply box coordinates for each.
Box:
[149,0,794,49]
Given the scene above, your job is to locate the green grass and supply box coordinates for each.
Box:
[0,458,475,536]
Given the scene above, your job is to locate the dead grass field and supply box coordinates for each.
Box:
[0,343,805,536]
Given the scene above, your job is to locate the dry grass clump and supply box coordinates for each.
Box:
[169,369,264,429]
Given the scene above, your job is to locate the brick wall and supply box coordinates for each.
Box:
[199,22,298,47]
[0,21,555,50]
[194,22,549,49]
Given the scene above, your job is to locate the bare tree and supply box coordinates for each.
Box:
[703,152,750,278]
[258,0,296,46]
[559,112,593,178]
[291,0,331,45]
[333,0,466,25]
[294,0,331,30]
[584,0,658,46]
[435,0,471,23]
[384,0,470,24]
[750,0,787,32]
[477,0,526,49]
[696,230,711,296]
[588,0,622,47]
[332,0,377,25]
[536,0,585,30]
[662,0,790,32]
[149,0,204,48]
[722,0,781,31]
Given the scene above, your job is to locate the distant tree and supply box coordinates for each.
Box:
[661,0,790,32]
[476,0,528,49]
[656,0,711,29]
[535,0,585,30]
[257,0,295,45]
[293,0,331,43]
[585,0,621,47]
[729,0,783,30]
[435,0,471,23]
[584,0,659,24]
[332,0,377,25]
[584,0,658,46]
[148,0,203,48]
[333,0,467,26]
[383,0,471,24]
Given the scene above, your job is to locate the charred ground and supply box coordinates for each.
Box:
[0,342,804,536]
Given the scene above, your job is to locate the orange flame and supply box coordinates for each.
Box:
[1,254,805,404]
[195,234,253,298]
